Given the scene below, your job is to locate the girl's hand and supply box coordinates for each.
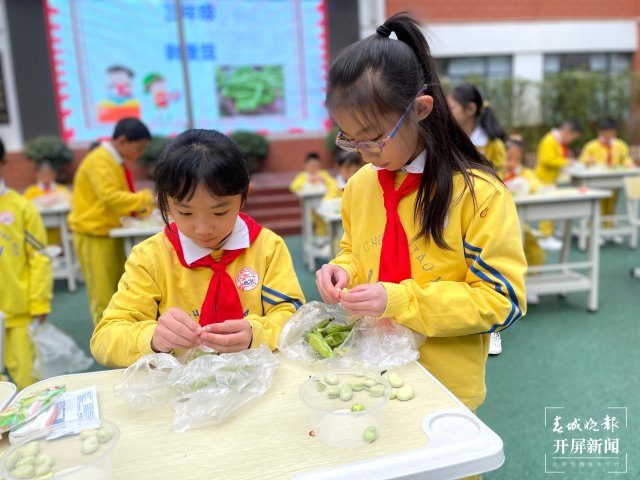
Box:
[152,307,202,353]
[316,264,350,304]
[33,315,47,324]
[339,283,387,317]
[201,320,253,353]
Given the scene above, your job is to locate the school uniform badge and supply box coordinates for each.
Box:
[236,267,259,291]
[0,211,14,225]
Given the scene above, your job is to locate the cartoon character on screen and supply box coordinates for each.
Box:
[98,65,141,123]
[143,73,181,109]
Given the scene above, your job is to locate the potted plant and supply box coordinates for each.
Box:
[24,135,74,183]
[229,131,269,174]
[138,135,172,175]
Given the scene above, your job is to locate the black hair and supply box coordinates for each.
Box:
[505,137,524,150]
[561,119,583,133]
[0,137,5,163]
[305,152,321,163]
[112,118,151,141]
[450,83,506,141]
[598,117,617,131]
[108,65,134,77]
[341,152,363,169]
[154,129,250,226]
[325,12,498,248]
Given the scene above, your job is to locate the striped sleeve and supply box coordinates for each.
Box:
[382,184,527,337]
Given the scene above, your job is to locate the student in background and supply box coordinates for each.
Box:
[68,118,155,326]
[447,83,507,175]
[289,152,338,193]
[91,129,304,367]
[23,160,71,246]
[580,117,635,239]
[534,119,583,250]
[0,138,53,389]
[325,152,363,200]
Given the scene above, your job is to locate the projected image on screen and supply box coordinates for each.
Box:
[44,0,329,143]
[216,65,284,117]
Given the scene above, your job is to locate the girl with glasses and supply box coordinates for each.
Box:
[315,13,527,424]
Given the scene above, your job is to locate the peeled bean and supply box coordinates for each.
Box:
[19,443,39,457]
[388,373,403,388]
[81,436,99,455]
[327,386,340,399]
[316,381,326,392]
[348,378,365,392]
[97,428,113,444]
[390,388,397,400]
[369,385,386,397]
[5,450,22,470]
[324,375,339,386]
[364,378,377,388]
[35,463,53,477]
[396,385,415,401]
[35,455,54,470]
[351,403,365,412]
[339,386,353,402]
[363,426,378,443]
[80,429,98,440]
[14,456,36,470]
[11,465,35,479]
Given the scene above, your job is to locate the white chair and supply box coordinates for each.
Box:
[624,175,640,249]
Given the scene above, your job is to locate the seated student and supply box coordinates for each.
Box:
[580,117,635,239]
[23,160,71,246]
[0,138,53,390]
[325,152,363,200]
[534,119,583,250]
[90,129,305,367]
[289,152,338,193]
[68,118,156,327]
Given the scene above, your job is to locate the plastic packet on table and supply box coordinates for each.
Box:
[0,386,66,434]
[119,208,164,229]
[278,301,424,369]
[114,344,279,432]
[29,321,94,380]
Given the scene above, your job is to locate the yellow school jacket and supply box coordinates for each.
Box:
[290,170,338,193]
[23,183,71,201]
[0,188,52,326]
[90,225,305,367]
[579,138,635,168]
[331,166,527,410]
[535,132,567,185]
[477,139,506,175]
[68,146,154,236]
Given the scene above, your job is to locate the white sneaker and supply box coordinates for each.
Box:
[538,236,563,251]
[612,235,624,244]
[526,292,540,305]
[489,332,502,355]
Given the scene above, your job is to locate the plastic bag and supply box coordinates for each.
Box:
[28,322,94,380]
[114,344,279,432]
[278,301,423,369]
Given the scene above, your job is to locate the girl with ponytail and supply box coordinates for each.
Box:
[315,13,527,415]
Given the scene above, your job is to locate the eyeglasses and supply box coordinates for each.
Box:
[335,84,429,154]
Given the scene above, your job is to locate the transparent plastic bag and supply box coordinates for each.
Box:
[277,301,423,369]
[114,344,279,432]
[28,322,94,380]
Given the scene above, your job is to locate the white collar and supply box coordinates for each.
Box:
[101,141,124,165]
[178,216,250,265]
[0,179,6,197]
[599,136,616,145]
[371,150,426,174]
[335,174,346,189]
[470,126,488,148]
[37,181,57,192]
[551,129,563,144]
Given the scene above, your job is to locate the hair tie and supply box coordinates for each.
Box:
[482,100,490,109]
[376,25,392,38]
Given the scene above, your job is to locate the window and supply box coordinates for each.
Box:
[544,53,632,75]
[435,56,512,84]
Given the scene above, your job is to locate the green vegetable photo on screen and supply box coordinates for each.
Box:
[215,65,285,116]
